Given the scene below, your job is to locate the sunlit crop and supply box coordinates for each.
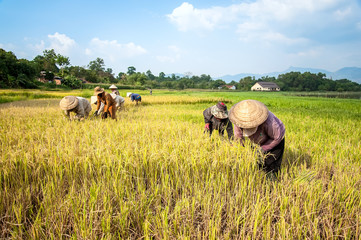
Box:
[0,90,360,239]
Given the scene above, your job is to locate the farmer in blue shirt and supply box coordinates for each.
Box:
[127,92,142,105]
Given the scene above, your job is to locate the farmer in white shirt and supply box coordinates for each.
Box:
[59,96,91,120]
[109,84,120,95]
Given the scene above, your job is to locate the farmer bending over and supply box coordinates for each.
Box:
[203,102,233,140]
[229,100,285,175]
[93,86,117,119]
[109,84,120,95]
[128,92,142,105]
[91,93,125,116]
[60,96,91,121]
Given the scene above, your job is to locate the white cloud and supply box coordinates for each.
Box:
[167,0,353,45]
[168,45,181,53]
[34,40,45,53]
[87,38,147,62]
[168,0,347,32]
[47,32,76,55]
[166,2,236,31]
[236,22,264,42]
[0,42,16,51]
[295,48,320,57]
[156,55,176,63]
[262,32,309,45]
[156,45,181,63]
[237,22,308,45]
[85,48,92,56]
[334,7,352,20]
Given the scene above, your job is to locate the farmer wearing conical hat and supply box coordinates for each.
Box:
[109,84,120,95]
[93,86,117,119]
[203,102,233,140]
[229,100,285,174]
[59,96,91,121]
[91,93,125,116]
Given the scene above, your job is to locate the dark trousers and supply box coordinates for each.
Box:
[258,138,285,174]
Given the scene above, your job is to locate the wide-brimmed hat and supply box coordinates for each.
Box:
[229,100,269,128]
[211,102,228,119]
[126,92,133,97]
[59,96,78,110]
[94,86,104,95]
[109,84,117,89]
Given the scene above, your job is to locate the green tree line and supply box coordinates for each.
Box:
[239,73,361,92]
[1,48,361,91]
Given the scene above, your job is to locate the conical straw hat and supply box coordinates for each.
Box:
[109,84,117,89]
[59,96,78,110]
[94,86,104,95]
[229,100,269,128]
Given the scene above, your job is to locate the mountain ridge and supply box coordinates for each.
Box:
[215,67,361,84]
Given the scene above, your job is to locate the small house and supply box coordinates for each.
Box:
[54,77,62,85]
[38,71,47,83]
[218,85,236,90]
[251,82,280,91]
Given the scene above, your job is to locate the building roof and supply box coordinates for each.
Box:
[256,82,280,88]
[220,85,235,88]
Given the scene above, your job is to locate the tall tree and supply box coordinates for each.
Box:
[105,68,113,74]
[146,70,155,80]
[33,49,59,73]
[159,72,165,81]
[88,58,105,72]
[56,54,70,77]
[127,66,136,75]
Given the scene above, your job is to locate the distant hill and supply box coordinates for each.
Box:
[215,67,361,84]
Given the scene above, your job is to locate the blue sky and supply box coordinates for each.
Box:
[1,0,361,77]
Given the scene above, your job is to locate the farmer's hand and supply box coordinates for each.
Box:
[260,148,267,154]
[102,112,108,119]
[93,110,98,116]
[205,123,210,130]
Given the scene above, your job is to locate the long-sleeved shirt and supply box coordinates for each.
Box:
[130,93,141,101]
[111,90,120,95]
[203,107,233,140]
[110,93,125,108]
[64,97,91,120]
[92,94,124,115]
[97,92,116,113]
[233,111,285,152]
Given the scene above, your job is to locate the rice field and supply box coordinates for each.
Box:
[0,90,361,239]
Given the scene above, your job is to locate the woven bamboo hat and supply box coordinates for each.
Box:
[229,100,269,128]
[59,96,78,110]
[109,84,117,89]
[210,102,228,119]
[94,86,104,95]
